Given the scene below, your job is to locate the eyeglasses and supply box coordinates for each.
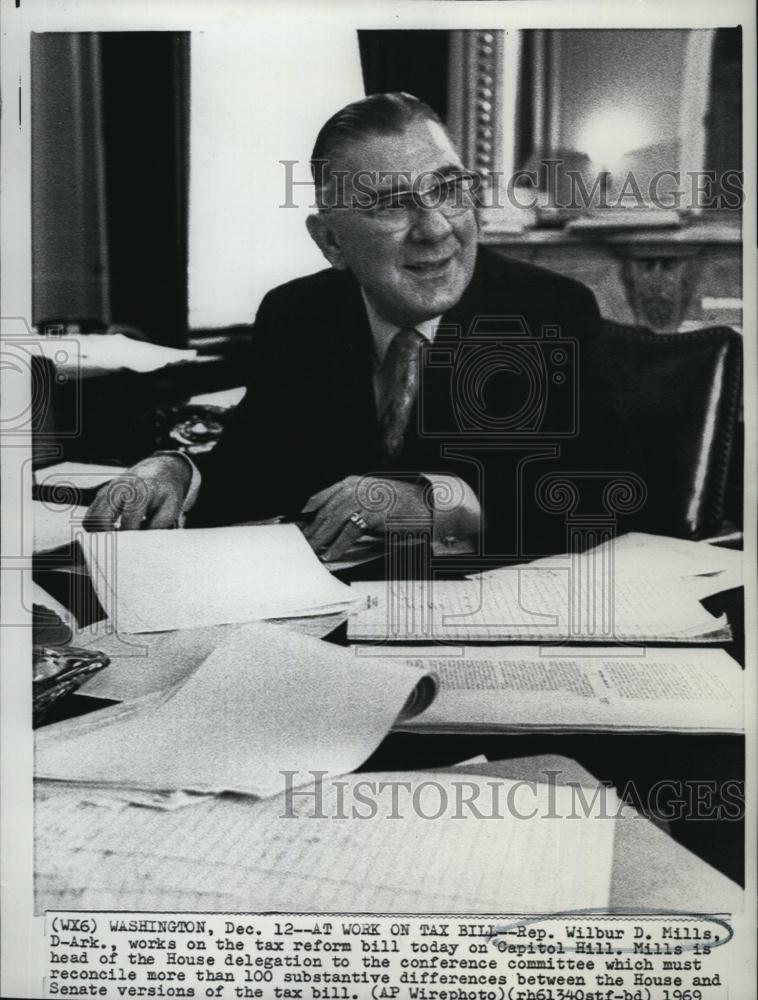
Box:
[322,171,480,230]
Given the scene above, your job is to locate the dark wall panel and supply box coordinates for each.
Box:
[100,32,189,346]
[31,33,109,325]
[358,30,449,122]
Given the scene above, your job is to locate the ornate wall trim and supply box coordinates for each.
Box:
[448,30,505,182]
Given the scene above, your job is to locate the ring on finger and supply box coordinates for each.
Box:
[348,511,369,532]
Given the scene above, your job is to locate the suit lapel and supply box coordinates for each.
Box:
[404,251,487,456]
[440,249,486,332]
[323,271,384,462]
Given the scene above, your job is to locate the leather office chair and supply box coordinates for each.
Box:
[586,321,743,540]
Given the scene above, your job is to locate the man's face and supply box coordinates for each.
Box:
[309,118,478,326]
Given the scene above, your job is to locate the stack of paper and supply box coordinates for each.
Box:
[348,533,738,644]
[347,534,742,734]
[391,646,743,735]
[82,523,358,632]
[348,571,731,643]
[35,622,438,798]
[33,507,361,628]
[35,768,616,913]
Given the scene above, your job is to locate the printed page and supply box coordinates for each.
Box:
[392,646,743,733]
[35,623,436,797]
[348,571,730,642]
[34,771,615,913]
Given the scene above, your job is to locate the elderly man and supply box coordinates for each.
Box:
[86,92,637,560]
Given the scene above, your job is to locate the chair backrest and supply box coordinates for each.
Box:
[586,321,742,539]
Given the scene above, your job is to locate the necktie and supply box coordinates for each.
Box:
[380,327,424,462]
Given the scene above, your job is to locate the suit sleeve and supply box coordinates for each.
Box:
[187,292,311,526]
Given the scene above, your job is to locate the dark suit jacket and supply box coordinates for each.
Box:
[190,248,644,558]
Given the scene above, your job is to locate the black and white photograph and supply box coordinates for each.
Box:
[1,0,755,997]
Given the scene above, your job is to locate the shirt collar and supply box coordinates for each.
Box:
[361,291,442,368]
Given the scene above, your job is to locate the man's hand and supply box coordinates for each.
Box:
[301,475,431,562]
[83,454,192,531]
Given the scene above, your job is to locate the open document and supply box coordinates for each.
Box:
[35,769,616,913]
[388,646,743,734]
[348,567,731,643]
[81,523,357,632]
[349,533,740,643]
[35,623,437,797]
